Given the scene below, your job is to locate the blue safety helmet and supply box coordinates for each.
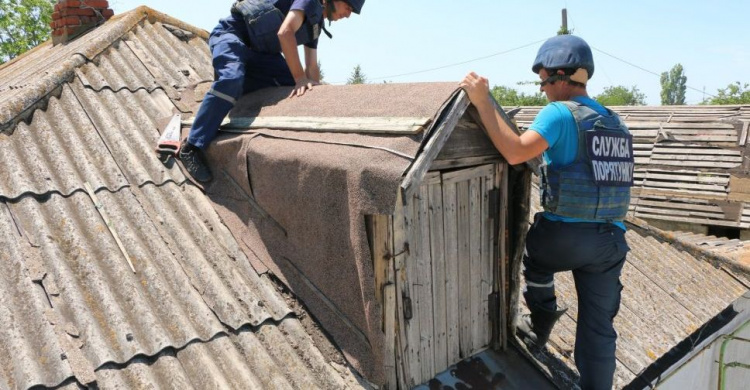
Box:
[343,0,364,14]
[532,35,594,79]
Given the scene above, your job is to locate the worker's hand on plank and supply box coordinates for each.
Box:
[459,72,492,110]
[289,77,320,98]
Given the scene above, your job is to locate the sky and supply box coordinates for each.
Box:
[109,0,750,105]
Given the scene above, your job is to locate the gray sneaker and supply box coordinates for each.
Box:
[179,143,212,183]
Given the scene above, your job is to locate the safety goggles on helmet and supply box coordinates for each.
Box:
[539,68,590,87]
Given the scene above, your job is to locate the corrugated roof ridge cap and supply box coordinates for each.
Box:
[138,6,210,40]
[626,215,750,281]
[0,5,211,134]
[0,8,152,133]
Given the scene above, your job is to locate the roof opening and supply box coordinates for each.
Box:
[707,225,741,240]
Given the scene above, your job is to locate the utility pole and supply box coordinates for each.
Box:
[558,8,570,35]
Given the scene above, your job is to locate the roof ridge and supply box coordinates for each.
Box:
[0,6,208,134]
[626,215,750,282]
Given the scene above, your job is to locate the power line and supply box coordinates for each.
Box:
[332,38,547,84]
[591,45,717,100]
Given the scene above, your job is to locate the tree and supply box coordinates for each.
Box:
[594,85,646,106]
[557,26,572,35]
[346,64,366,85]
[491,85,547,106]
[0,0,55,64]
[317,60,325,82]
[660,63,687,105]
[704,82,750,105]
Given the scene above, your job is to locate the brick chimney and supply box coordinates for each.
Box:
[50,0,115,45]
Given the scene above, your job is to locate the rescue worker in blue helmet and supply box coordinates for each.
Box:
[179,0,366,182]
[460,35,633,390]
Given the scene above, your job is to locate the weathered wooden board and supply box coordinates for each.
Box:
[370,215,392,306]
[469,176,483,353]
[403,189,424,385]
[497,164,509,350]
[430,155,502,171]
[401,91,470,199]
[481,171,493,348]
[435,124,501,161]
[415,182,435,379]
[441,177,461,365]
[392,192,414,389]
[184,115,432,134]
[635,212,741,228]
[384,283,397,390]
[456,179,472,357]
[427,177,448,371]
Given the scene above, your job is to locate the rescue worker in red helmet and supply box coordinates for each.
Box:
[461,34,633,390]
[180,0,365,183]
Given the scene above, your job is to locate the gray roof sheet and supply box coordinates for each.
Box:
[0,6,360,390]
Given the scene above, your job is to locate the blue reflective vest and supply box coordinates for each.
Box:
[231,0,323,54]
[540,101,634,222]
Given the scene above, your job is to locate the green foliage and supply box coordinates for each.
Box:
[346,64,366,85]
[594,85,646,106]
[660,63,687,105]
[491,85,547,106]
[317,60,324,82]
[0,0,55,64]
[704,82,750,105]
[557,26,573,35]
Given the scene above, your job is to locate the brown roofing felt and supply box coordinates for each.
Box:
[0,7,363,390]
[526,184,750,389]
[230,82,460,118]
[202,83,462,384]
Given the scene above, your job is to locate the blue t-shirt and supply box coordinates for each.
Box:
[274,0,323,49]
[529,95,627,230]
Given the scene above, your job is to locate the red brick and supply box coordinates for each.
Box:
[61,8,96,17]
[101,9,114,18]
[55,1,80,12]
[52,11,60,20]
[83,0,109,8]
[62,16,83,26]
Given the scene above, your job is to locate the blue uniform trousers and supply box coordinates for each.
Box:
[188,18,295,149]
[523,213,629,390]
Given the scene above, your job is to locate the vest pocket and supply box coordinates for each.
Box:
[234,0,285,53]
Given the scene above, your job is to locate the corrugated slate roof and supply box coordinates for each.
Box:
[527,183,749,389]
[0,6,360,390]
[670,231,750,269]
